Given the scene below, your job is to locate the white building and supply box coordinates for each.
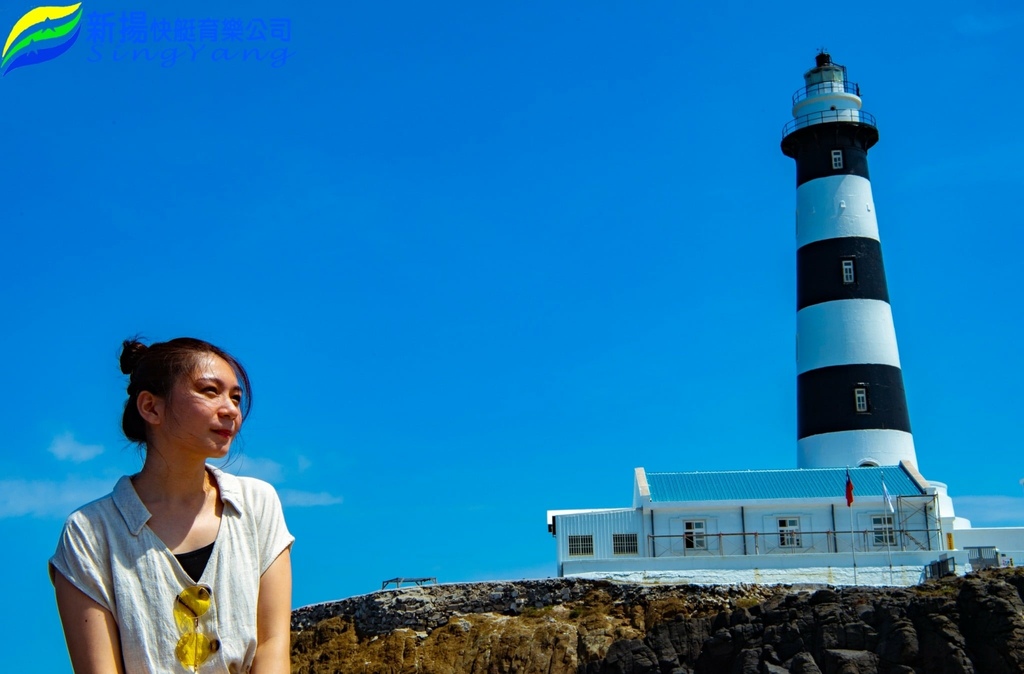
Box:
[549,463,1024,586]
[546,53,1024,586]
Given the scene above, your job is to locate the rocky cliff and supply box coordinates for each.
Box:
[290,568,1024,673]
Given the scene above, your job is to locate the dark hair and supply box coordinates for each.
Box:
[120,337,252,444]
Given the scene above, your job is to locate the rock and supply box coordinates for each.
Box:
[789,652,822,674]
[731,648,760,674]
[598,639,659,674]
[876,619,917,665]
[915,613,974,674]
[760,644,780,664]
[809,590,838,606]
[288,568,1024,674]
[841,622,878,651]
[957,577,1024,674]
[822,648,878,674]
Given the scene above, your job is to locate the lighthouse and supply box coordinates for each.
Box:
[782,53,918,471]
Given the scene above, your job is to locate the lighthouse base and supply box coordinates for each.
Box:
[798,429,917,469]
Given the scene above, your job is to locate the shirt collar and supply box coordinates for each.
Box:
[112,465,245,536]
[112,475,150,536]
[208,465,244,516]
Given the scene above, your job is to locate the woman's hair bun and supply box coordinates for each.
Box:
[120,339,148,375]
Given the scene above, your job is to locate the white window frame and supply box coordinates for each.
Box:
[683,520,707,550]
[612,533,639,556]
[778,517,802,548]
[842,259,855,285]
[831,149,844,169]
[568,534,594,557]
[854,387,869,413]
[872,514,896,547]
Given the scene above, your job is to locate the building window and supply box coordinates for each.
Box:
[831,150,843,169]
[684,520,707,550]
[778,518,802,547]
[568,535,594,556]
[854,387,869,413]
[872,515,896,547]
[613,533,639,555]
[842,259,855,284]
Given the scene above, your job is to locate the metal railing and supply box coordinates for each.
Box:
[792,80,861,105]
[925,557,956,579]
[781,109,877,138]
[649,528,940,558]
[380,577,437,590]
[965,546,1001,570]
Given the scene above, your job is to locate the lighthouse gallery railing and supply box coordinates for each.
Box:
[781,109,877,138]
[791,79,861,105]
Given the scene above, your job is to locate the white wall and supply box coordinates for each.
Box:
[952,527,1024,563]
[562,549,954,587]
[554,508,646,561]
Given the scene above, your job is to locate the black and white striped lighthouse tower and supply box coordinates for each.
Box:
[781,53,918,470]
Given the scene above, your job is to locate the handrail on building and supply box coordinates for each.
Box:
[647,527,940,557]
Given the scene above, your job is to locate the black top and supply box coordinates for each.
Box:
[174,541,215,582]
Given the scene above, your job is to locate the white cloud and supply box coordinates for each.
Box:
[48,432,104,463]
[954,495,1024,526]
[279,489,343,507]
[0,477,112,519]
[222,456,285,483]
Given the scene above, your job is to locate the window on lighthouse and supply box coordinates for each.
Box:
[854,387,869,413]
[831,150,844,169]
[842,259,856,284]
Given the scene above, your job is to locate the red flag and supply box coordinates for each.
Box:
[845,469,854,507]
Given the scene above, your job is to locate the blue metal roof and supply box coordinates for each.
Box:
[645,465,924,503]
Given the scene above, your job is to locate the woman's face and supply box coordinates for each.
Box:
[160,353,244,459]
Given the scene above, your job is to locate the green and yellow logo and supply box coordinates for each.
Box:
[2,4,83,76]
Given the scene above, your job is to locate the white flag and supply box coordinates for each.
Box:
[882,478,895,513]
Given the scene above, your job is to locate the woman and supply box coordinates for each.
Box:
[49,337,294,673]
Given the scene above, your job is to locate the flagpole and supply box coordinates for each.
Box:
[847,467,857,585]
[882,473,894,585]
[849,501,857,585]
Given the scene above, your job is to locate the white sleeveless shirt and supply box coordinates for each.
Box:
[49,466,294,673]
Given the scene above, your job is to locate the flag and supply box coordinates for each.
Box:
[845,469,854,507]
[882,476,895,513]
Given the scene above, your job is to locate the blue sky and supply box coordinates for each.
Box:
[2,0,1022,670]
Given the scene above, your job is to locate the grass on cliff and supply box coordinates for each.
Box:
[732,596,761,609]
[568,589,614,620]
